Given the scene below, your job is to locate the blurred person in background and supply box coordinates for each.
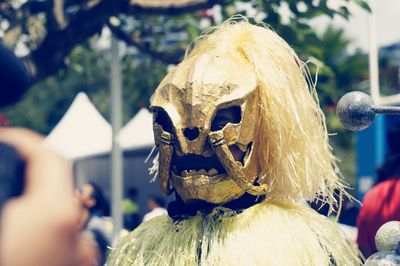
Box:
[357,123,400,257]
[122,187,141,230]
[76,182,110,226]
[0,128,99,266]
[142,195,167,223]
[76,181,112,265]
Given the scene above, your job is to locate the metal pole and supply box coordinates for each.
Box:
[110,35,123,245]
[367,0,385,181]
[368,0,380,102]
[373,106,400,115]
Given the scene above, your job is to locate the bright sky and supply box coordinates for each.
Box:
[310,0,400,51]
[236,0,400,52]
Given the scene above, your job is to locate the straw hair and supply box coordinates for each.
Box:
[107,200,361,265]
[179,18,347,209]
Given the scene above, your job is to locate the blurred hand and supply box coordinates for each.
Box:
[0,128,98,266]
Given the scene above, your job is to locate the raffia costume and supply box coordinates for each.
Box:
[108,20,361,265]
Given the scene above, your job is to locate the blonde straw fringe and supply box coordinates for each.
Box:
[107,200,361,265]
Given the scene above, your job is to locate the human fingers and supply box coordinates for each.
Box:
[0,127,74,198]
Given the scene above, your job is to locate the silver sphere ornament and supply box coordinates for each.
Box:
[336,91,375,131]
[364,251,400,266]
[376,221,400,252]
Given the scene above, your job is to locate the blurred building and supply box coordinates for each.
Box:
[356,42,400,200]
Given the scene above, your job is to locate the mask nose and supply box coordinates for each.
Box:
[183,127,200,141]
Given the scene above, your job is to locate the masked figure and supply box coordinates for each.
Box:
[108,20,361,265]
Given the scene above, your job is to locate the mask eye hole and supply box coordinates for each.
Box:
[211,106,241,131]
[154,109,173,133]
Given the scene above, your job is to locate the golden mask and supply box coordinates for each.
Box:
[151,51,267,204]
[151,20,346,207]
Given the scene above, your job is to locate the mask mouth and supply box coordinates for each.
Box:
[171,152,227,177]
[171,142,253,178]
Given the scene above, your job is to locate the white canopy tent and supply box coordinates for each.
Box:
[45,94,164,218]
[45,92,112,160]
[118,108,154,150]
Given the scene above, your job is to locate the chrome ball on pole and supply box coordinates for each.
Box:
[337,91,400,131]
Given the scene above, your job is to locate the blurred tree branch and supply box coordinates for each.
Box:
[127,0,218,14]
[0,0,369,87]
[0,0,219,83]
[108,23,184,65]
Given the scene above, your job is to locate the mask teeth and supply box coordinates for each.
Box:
[179,168,218,177]
[208,168,218,176]
[197,169,207,175]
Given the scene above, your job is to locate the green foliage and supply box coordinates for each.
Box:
[306,25,368,185]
